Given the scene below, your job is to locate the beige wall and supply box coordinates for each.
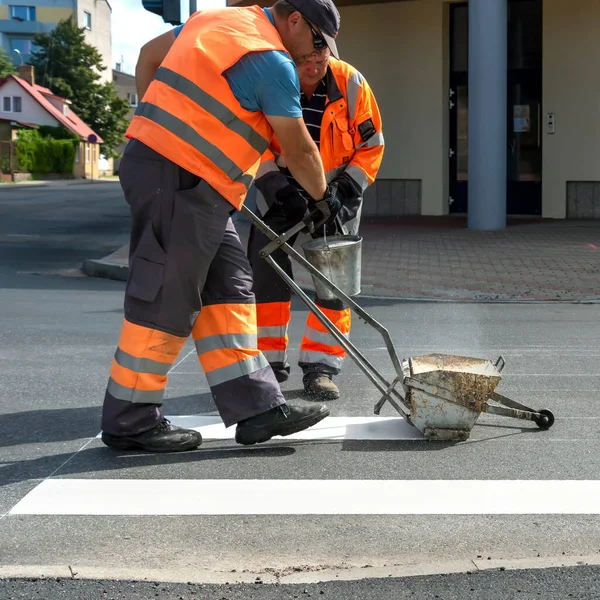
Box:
[36,7,74,23]
[338,0,448,215]
[73,141,102,178]
[543,0,600,218]
[340,0,600,219]
[78,0,112,83]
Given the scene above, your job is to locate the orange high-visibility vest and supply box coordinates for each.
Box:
[126,7,288,209]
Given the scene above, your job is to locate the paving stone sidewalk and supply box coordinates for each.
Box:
[83,217,600,302]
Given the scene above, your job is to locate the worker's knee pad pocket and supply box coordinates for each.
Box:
[126,223,166,303]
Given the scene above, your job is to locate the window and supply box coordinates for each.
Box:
[86,145,91,164]
[10,5,36,21]
[127,93,138,107]
[75,146,80,163]
[84,11,92,30]
[63,104,68,117]
[10,38,32,55]
[2,96,23,113]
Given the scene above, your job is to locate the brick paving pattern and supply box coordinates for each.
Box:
[291,218,600,301]
[87,217,600,302]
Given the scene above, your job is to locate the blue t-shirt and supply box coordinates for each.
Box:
[172,9,302,118]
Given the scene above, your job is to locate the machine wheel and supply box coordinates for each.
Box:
[534,409,555,430]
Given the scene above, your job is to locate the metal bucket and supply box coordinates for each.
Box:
[302,235,362,300]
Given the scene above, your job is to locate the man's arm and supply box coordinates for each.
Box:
[135,30,176,100]
[224,49,328,201]
[265,116,326,201]
[345,72,385,193]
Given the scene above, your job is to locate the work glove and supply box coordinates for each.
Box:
[274,184,308,224]
[308,184,344,235]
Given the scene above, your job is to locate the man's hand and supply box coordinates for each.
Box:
[136,30,176,100]
[265,115,327,201]
[275,184,308,224]
[307,184,343,232]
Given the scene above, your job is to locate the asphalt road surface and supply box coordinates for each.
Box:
[1,183,599,597]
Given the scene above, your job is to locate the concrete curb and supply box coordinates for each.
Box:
[0,183,49,191]
[81,255,600,304]
[1,554,599,585]
[0,179,119,192]
[81,258,128,282]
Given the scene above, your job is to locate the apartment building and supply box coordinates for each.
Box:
[0,0,112,83]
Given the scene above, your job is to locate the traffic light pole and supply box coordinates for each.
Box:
[141,0,198,25]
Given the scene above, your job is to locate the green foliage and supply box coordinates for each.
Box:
[0,155,10,174]
[0,48,16,78]
[30,17,130,157]
[37,125,79,142]
[14,129,76,174]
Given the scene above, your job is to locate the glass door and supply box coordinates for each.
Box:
[449,0,543,215]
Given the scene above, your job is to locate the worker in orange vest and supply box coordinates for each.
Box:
[100,0,342,453]
[245,48,384,400]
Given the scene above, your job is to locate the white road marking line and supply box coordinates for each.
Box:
[1,437,96,522]
[10,480,600,516]
[95,416,423,441]
[168,348,196,374]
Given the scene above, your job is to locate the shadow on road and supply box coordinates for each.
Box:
[0,393,218,449]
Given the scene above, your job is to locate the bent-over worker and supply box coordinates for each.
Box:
[245,49,384,400]
[100,0,343,452]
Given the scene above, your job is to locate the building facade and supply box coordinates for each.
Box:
[112,64,137,173]
[0,0,112,83]
[227,0,599,224]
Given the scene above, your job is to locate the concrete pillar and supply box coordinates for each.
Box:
[468,0,507,230]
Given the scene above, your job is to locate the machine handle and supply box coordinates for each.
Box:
[494,356,506,373]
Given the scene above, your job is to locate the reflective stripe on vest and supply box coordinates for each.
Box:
[126,6,287,209]
[107,320,187,404]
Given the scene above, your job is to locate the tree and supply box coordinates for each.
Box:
[29,17,129,157]
[0,48,16,78]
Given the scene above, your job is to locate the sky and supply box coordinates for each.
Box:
[111,0,226,75]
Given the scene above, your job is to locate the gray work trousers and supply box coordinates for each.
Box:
[101,139,285,436]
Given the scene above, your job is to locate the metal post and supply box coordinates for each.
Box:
[468,0,507,230]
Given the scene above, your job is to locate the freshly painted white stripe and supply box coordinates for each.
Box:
[10,480,600,516]
[95,416,423,441]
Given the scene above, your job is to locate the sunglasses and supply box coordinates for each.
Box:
[303,18,327,51]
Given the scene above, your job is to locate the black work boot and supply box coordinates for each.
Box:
[235,403,330,446]
[303,372,340,400]
[270,363,290,383]
[101,418,202,452]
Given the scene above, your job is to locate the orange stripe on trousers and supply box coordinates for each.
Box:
[198,348,262,374]
[258,336,288,352]
[117,319,187,363]
[300,339,346,358]
[256,301,291,328]
[306,307,351,335]
[193,303,257,340]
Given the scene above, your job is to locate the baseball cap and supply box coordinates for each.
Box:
[287,0,341,59]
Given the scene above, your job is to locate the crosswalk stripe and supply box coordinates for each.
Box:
[96,416,424,441]
[10,480,600,516]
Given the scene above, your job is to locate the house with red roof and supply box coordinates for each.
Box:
[0,65,109,179]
